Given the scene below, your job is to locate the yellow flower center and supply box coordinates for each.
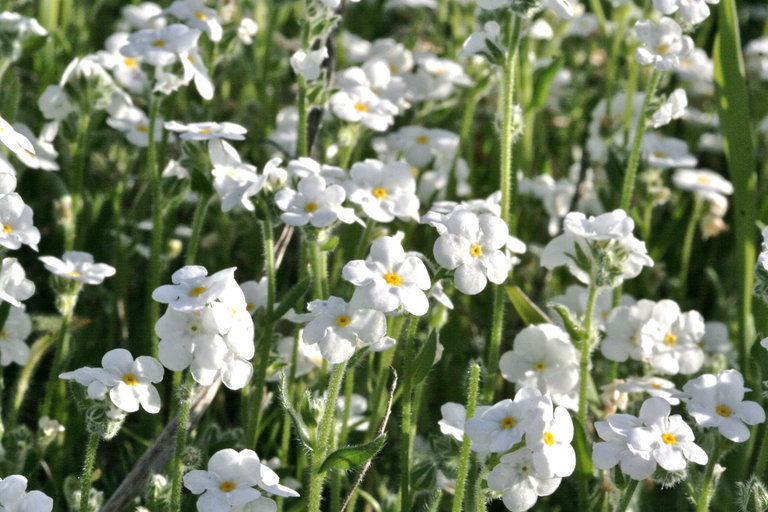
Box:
[650,381,662,389]
[661,432,677,445]
[1,223,12,233]
[198,128,213,134]
[500,416,517,429]
[384,273,401,286]
[470,244,483,258]
[543,431,555,446]
[151,40,165,47]
[0,331,7,340]
[630,335,637,344]
[336,315,351,327]
[189,286,207,297]
[415,135,429,144]
[656,44,669,55]
[654,151,666,158]
[246,303,255,312]
[194,11,207,20]
[715,405,732,417]
[354,103,368,112]
[67,271,81,277]
[533,361,546,372]
[136,125,149,133]
[123,57,138,68]
[219,480,235,492]
[664,333,677,346]
[304,202,319,213]
[122,373,138,386]
[696,175,710,185]
[372,187,387,199]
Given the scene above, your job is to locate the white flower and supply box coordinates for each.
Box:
[634,17,694,71]
[240,278,267,314]
[344,159,420,223]
[642,133,698,169]
[432,209,510,295]
[120,24,201,67]
[0,193,40,251]
[209,139,266,212]
[275,174,359,227]
[672,168,733,199]
[499,324,579,396]
[628,397,708,472]
[592,413,657,480]
[617,377,682,405]
[38,416,65,438]
[162,159,189,179]
[0,116,35,162]
[301,296,391,364]
[465,388,546,453]
[166,0,222,41]
[59,348,164,414]
[541,209,653,287]
[0,258,34,307]
[152,266,237,312]
[120,3,166,30]
[518,174,575,236]
[181,49,214,100]
[600,299,656,362]
[39,251,116,284]
[0,305,31,366]
[329,86,399,132]
[682,369,765,442]
[0,12,47,37]
[651,89,688,128]
[652,0,719,25]
[11,123,59,171]
[97,33,149,93]
[404,53,472,101]
[106,92,163,147]
[37,84,73,121]
[438,402,491,442]
[156,308,227,376]
[337,60,410,113]
[460,22,502,59]
[640,299,705,375]
[164,121,247,141]
[342,236,431,316]
[183,448,298,512]
[290,47,328,81]
[0,475,53,512]
[236,18,258,45]
[486,448,562,512]
[525,400,576,478]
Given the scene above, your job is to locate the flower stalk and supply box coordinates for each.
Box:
[169,375,193,512]
[615,479,639,512]
[398,315,420,511]
[79,430,100,512]
[452,363,481,512]
[146,95,165,358]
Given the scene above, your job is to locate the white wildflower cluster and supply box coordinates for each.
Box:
[0,475,53,512]
[153,265,255,390]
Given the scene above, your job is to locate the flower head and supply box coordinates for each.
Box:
[39,251,116,285]
[634,17,694,71]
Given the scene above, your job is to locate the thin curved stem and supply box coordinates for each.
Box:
[615,479,639,512]
[146,96,164,358]
[169,375,193,512]
[452,363,481,512]
[79,431,100,512]
[398,316,420,512]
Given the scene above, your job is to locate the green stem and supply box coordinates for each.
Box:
[146,96,164,358]
[615,479,639,512]
[754,422,768,479]
[578,282,599,429]
[170,376,193,512]
[40,292,79,419]
[452,364,481,512]
[398,316,419,512]
[184,195,213,265]
[484,285,506,401]
[499,14,522,232]
[618,70,661,212]
[696,438,724,512]
[307,362,347,512]
[67,114,92,251]
[309,238,327,300]
[678,196,703,301]
[78,431,100,512]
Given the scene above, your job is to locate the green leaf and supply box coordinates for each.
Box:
[530,57,563,110]
[412,329,438,385]
[506,286,551,325]
[278,372,313,451]
[550,304,588,342]
[572,417,594,480]
[271,277,311,322]
[320,435,386,473]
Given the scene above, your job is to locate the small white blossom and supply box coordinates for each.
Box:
[651,89,688,128]
[120,23,201,67]
[486,448,562,512]
[634,17,694,71]
[652,0,719,25]
[290,47,328,81]
[39,251,115,285]
[0,258,34,307]
[164,121,247,141]
[465,388,546,453]
[0,475,53,512]
[345,159,420,223]
[276,174,359,227]
[166,0,222,41]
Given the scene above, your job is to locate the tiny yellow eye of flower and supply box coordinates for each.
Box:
[654,151,666,158]
[384,273,401,286]
[189,286,207,297]
[469,244,483,257]
[67,271,81,277]
[198,128,213,134]
[304,202,319,212]
[661,433,677,445]
[500,416,517,429]
[219,481,235,492]
[664,333,677,346]
[1,223,12,233]
[696,175,710,185]
[151,40,165,47]
[246,303,255,311]
[415,135,429,144]
[122,373,138,386]
[656,44,669,55]
[336,315,351,327]
[716,405,732,417]
[650,381,662,389]
[354,103,368,112]
[543,432,555,445]
[534,361,546,372]
[123,57,138,68]
[372,187,387,199]
[136,125,148,133]
[194,11,207,20]
[0,331,7,340]
[630,335,637,344]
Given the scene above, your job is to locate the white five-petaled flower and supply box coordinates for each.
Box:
[651,88,688,128]
[290,47,329,81]
[628,397,708,472]
[275,174,360,228]
[652,0,719,25]
[486,448,562,512]
[0,258,34,307]
[120,23,201,67]
[0,193,40,251]
[682,369,765,443]
[525,400,576,479]
[344,159,420,223]
[499,324,579,396]
[0,475,53,512]
[166,0,222,42]
[642,133,698,169]
[183,448,299,512]
[634,17,694,71]
[329,86,399,132]
[301,296,392,364]
[209,139,266,212]
[164,121,247,141]
[152,266,237,311]
[432,209,510,295]
[592,413,657,480]
[342,236,431,316]
[438,402,491,442]
[0,305,31,367]
[465,387,546,453]
[640,299,705,375]
[59,348,164,414]
[39,251,116,285]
